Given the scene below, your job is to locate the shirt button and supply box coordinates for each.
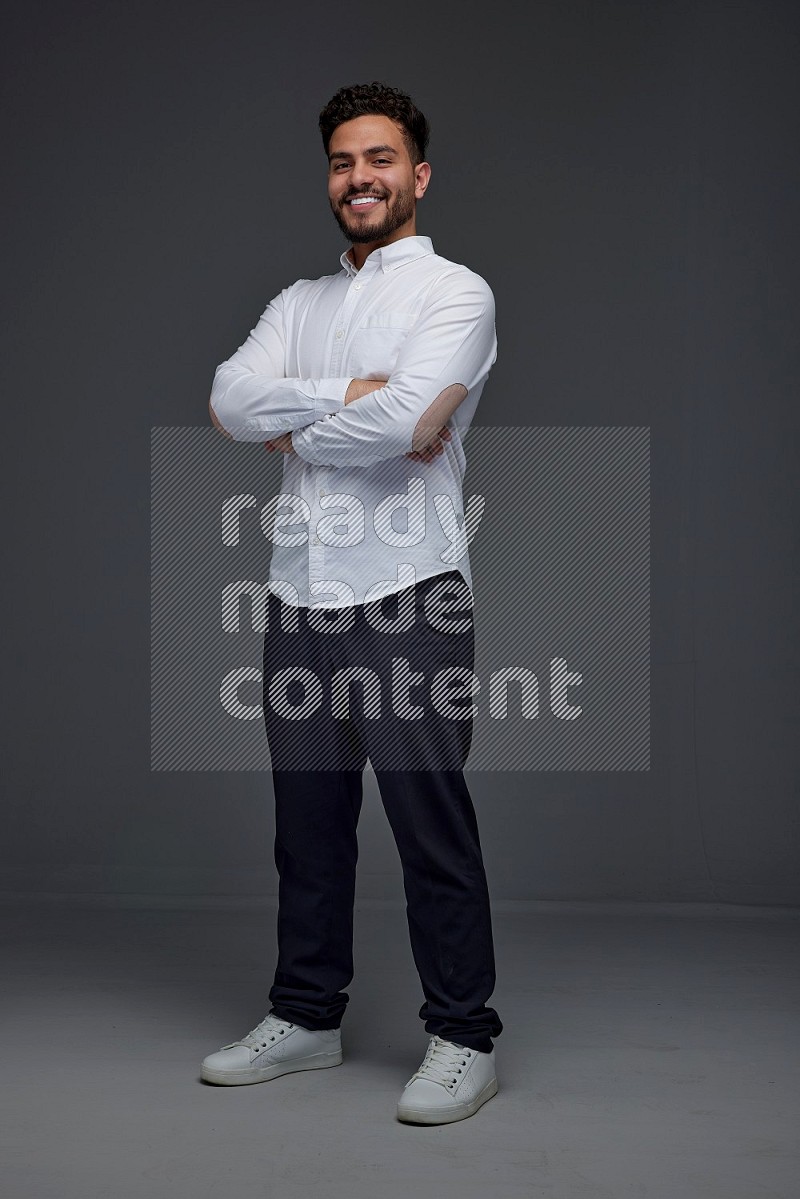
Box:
[312,536,320,545]
[354,282,361,290]
[335,329,344,339]
[319,489,326,497]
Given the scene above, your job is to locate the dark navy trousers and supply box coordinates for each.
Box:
[261,568,503,1054]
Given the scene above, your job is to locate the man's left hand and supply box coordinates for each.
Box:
[405,425,452,462]
[264,433,296,455]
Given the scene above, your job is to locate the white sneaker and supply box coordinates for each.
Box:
[396,1035,498,1124]
[200,1013,342,1086]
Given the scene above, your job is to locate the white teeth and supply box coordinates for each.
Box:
[349,196,382,205]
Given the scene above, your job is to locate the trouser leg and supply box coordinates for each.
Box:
[267,767,364,1030]
[348,571,503,1054]
[373,766,502,1053]
[262,591,367,1030]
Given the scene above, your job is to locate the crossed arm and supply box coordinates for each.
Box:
[209,271,496,467]
[208,375,450,461]
[262,376,461,462]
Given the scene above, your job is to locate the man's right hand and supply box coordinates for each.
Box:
[209,397,233,439]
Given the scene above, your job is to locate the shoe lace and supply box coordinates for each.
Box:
[409,1035,472,1089]
[226,1013,295,1051]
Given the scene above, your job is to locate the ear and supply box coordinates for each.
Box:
[414,161,432,200]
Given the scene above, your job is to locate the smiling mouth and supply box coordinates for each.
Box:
[345,196,385,212]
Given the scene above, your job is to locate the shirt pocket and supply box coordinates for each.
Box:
[347,311,417,378]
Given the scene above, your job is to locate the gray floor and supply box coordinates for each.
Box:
[2,897,798,1199]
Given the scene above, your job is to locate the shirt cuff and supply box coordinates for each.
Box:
[313,377,351,419]
[291,422,326,464]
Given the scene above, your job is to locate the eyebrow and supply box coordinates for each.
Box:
[328,144,399,162]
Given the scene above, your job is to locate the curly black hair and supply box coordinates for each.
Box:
[319,81,430,168]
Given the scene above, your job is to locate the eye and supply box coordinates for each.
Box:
[375,159,390,164]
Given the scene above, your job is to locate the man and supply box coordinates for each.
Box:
[202,81,503,1125]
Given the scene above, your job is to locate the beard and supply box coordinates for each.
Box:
[331,185,416,244]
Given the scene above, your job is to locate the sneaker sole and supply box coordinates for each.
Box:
[201,1047,343,1086]
[396,1076,498,1124]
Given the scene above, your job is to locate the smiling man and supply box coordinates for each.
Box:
[203,81,503,1125]
[328,127,418,252]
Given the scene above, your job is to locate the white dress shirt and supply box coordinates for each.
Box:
[210,235,497,608]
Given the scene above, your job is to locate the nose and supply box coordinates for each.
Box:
[349,159,376,191]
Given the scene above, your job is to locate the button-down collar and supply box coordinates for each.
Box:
[339,234,435,279]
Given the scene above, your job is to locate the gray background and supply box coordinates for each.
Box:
[3,0,798,905]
